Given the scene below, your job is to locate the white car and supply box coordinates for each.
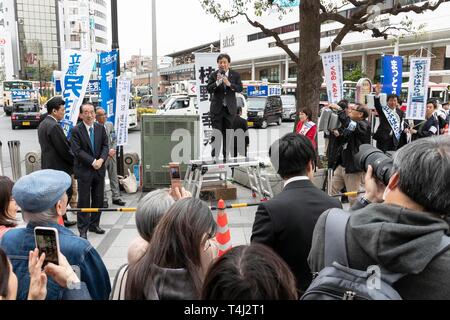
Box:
[157,93,248,119]
[281,95,297,121]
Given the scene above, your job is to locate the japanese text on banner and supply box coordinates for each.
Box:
[406,58,430,120]
[382,56,403,96]
[321,51,343,104]
[195,53,219,159]
[100,50,118,124]
[60,50,96,137]
[115,78,131,147]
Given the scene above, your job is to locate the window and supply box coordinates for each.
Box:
[444,58,450,70]
[260,67,280,83]
[172,99,189,110]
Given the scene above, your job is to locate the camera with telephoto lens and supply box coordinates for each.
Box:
[354,144,394,186]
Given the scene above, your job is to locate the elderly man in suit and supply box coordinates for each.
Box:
[251,133,342,294]
[37,96,76,227]
[70,103,109,239]
[95,107,125,207]
[207,53,243,161]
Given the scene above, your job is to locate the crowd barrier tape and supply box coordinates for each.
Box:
[17,191,364,214]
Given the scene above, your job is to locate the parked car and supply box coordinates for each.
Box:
[157,93,248,120]
[281,95,297,121]
[247,96,283,129]
[11,100,41,129]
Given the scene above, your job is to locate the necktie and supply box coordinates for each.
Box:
[89,126,95,153]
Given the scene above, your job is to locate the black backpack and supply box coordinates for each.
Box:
[301,209,450,300]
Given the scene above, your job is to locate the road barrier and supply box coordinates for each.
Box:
[8,141,22,181]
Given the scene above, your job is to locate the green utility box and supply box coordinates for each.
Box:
[141,114,200,191]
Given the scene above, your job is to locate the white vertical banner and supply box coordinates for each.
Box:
[115,77,131,146]
[406,57,431,120]
[61,49,96,137]
[321,51,344,104]
[194,53,219,159]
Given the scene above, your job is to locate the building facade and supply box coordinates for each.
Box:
[14,0,61,81]
[60,0,110,52]
[220,1,450,84]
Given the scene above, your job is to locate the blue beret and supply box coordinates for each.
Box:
[12,170,72,213]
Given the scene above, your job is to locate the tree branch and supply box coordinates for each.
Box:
[242,12,299,64]
[380,0,448,16]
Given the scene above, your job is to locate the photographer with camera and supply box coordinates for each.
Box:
[328,102,371,206]
[308,136,450,299]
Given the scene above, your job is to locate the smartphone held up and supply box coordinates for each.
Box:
[34,227,60,266]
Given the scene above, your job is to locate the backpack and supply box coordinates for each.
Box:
[301,209,450,300]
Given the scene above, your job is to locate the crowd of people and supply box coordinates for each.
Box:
[1,52,450,300]
[0,131,448,300]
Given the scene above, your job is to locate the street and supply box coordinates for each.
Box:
[0,108,327,178]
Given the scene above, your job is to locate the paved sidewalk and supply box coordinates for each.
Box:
[79,183,259,284]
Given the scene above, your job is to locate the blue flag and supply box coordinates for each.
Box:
[100,50,118,125]
[382,55,403,96]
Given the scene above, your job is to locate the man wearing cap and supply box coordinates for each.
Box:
[38,96,76,227]
[70,103,109,239]
[328,102,371,205]
[0,170,111,300]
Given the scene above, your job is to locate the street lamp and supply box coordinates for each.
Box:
[111,0,125,177]
[151,0,159,108]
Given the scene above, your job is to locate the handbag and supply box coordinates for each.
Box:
[118,169,138,194]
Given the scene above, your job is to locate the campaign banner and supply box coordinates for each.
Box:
[11,89,38,102]
[382,55,403,96]
[248,85,268,97]
[406,57,431,120]
[115,77,131,147]
[321,51,343,104]
[100,50,118,123]
[61,49,96,137]
[88,80,100,94]
[248,85,281,97]
[195,52,220,159]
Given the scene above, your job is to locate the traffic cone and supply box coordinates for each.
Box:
[215,199,232,257]
[444,124,449,135]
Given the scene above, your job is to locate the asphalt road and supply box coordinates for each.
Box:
[0,108,327,179]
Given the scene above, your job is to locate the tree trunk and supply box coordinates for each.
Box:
[298,0,323,123]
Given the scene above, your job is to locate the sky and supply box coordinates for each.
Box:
[117,0,235,62]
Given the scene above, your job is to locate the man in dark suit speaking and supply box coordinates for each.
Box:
[70,103,109,239]
[207,54,243,161]
[37,96,76,227]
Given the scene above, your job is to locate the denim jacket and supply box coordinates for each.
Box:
[0,222,111,300]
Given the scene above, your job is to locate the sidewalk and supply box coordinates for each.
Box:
[84,183,258,283]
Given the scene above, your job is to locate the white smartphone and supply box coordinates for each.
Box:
[34,227,60,266]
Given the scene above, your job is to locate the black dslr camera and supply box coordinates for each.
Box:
[354,144,394,186]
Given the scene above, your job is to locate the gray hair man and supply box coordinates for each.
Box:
[309,136,450,299]
[95,108,126,207]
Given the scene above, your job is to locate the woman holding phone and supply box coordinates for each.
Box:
[0,176,18,240]
[0,247,91,300]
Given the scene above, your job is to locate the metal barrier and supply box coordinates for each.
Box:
[8,140,22,181]
[0,141,4,176]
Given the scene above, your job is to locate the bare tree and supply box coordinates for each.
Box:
[200,0,448,121]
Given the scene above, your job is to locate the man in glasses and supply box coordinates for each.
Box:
[328,102,371,206]
[95,108,126,208]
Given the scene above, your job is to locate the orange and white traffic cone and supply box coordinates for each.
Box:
[216,199,232,257]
